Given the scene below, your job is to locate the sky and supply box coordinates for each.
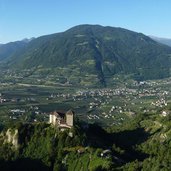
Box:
[0,0,171,43]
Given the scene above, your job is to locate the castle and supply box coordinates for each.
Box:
[49,110,74,129]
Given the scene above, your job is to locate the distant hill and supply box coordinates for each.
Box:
[0,40,28,61]
[0,38,35,62]
[150,36,171,47]
[2,25,171,85]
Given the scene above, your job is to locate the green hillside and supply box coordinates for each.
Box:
[0,41,28,61]
[4,25,171,85]
[1,109,171,170]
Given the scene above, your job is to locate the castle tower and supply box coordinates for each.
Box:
[66,110,74,127]
[49,113,57,125]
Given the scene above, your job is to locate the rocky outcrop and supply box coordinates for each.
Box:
[5,129,19,149]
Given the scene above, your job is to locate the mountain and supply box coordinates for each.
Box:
[150,36,171,47]
[3,25,171,85]
[0,40,29,61]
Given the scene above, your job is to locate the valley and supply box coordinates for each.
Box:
[1,25,171,170]
[0,67,171,129]
[1,68,171,170]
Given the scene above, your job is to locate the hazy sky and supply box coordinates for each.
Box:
[0,0,171,43]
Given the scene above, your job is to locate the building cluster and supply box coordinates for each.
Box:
[151,98,167,107]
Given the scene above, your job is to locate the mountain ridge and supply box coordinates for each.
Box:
[1,25,171,86]
[150,35,171,47]
[0,40,30,62]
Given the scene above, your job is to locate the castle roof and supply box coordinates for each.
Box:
[51,111,65,118]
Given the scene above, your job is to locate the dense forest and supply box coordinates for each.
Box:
[1,108,171,171]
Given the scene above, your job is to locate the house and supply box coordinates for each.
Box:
[49,110,74,129]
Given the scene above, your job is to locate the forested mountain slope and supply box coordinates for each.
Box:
[2,25,171,85]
